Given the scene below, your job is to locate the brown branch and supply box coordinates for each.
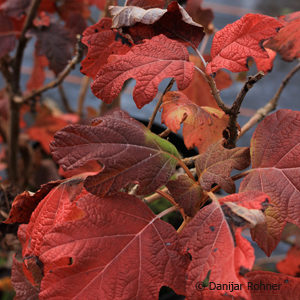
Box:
[12,0,42,93]
[225,71,264,148]
[23,38,84,103]
[156,189,186,219]
[147,78,174,129]
[155,205,178,219]
[58,84,74,113]
[194,66,231,113]
[240,61,300,138]
[182,154,201,166]
[143,187,168,204]
[8,0,41,185]
[159,128,171,138]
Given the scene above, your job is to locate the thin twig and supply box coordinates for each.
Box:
[194,66,231,113]
[192,46,207,67]
[199,34,209,55]
[58,84,74,113]
[182,154,201,166]
[159,128,172,138]
[156,189,186,219]
[240,61,300,138]
[159,114,187,138]
[177,216,191,233]
[174,156,196,182]
[156,189,178,207]
[143,187,168,204]
[155,205,178,219]
[12,0,42,93]
[225,71,264,148]
[23,38,84,103]
[77,76,91,118]
[147,78,174,129]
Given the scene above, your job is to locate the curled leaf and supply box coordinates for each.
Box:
[110,2,204,47]
[161,91,229,153]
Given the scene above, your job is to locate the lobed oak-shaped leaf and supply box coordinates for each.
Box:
[196,141,250,193]
[80,17,131,79]
[166,174,203,217]
[240,109,300,256]
[206,13,283,74]
[277,245,300,277]
[51,110,180,197]
[265,11,300,61]
[245,271,300,299]
[15,180,189,299]
[110,2,204,47]
[161,91,229,153]
[91,34,195,108]
[180,200,254,299]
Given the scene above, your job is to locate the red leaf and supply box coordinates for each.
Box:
[29,23,74,75]
[0,11,17,58]
[245,271,300,299]
[15,183,188,299]
[277,246,300,277]
[206,14,283,74]
[4,180,62,224]
[182,55,231,108]
[26,52,48,91]
[265,11,300,61]
[161,91,229,153]
[51,110,180,196]
[240,109,300,256]
[27,106,79,154]
[196,141,250,193]
[91,34,194,108]
[126,0,165,9]
[254,47,277,73]
[110,2,204,47]
[11,257,39,300]
[180,200,254,299]
[81,17,131,79]
[167,175,203,217]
